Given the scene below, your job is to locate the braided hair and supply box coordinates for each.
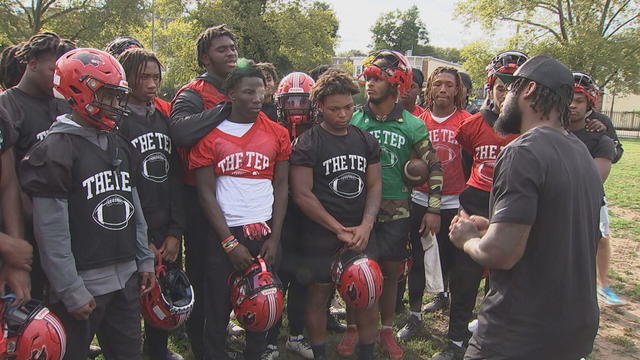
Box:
[117,48,163,89]
[310,70,359,104]
[0,44,26,89]
[510,77,573,128]
[423,66,465,111]
[16,32,75,63]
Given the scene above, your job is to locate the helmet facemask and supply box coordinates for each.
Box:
[81,76,130,130]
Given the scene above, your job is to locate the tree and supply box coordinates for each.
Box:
[338,49,366,57]
[0,0,147,47]
[414,45,462,63]
[455,0,640,94]
[370,5,429,52]
[459,41,496,92]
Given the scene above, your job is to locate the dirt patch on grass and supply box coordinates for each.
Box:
[611,206,640,223]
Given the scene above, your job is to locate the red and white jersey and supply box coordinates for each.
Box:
[455,112,518,192]
[189,112,291,177]
[412,105,426,117]
[417,109,470,196]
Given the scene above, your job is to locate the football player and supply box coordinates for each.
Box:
[398,67,471,345]
[290,69,382,360]
[399,68,425,117]
[189,61,290,360]
[117,48,186,360]
[0,43,26,90]
[20,48,155,360]
[257,62,278,121]
[168,24,238,358]
[350,50,442,359]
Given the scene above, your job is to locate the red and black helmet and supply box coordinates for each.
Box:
[141,259,194,330]
[53,48,130,130]
[331,249,383,309]
[573,72,599,106]
[103,36,143,57]
[360,50,413,95]
[275,72,316,137]
[229,258,284,332]
[0,296,66,360]
[486,50,529,88]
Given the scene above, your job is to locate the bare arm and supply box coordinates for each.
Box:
[290,165,344,234]
[361,162,382,227]
[268,161,289,242]
[0,149,23,238]
[593,157,612,183]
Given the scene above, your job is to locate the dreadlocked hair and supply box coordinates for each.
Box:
[196,24,236,69]
[224,59,264,92]
[424,66,465,111]
[16,32,75,63]
[117,48,163,89]
[510,77,573,128]
[310,70,359,104]
[0,44,26,89]
[310,64,333,82]
[256,62,278,83]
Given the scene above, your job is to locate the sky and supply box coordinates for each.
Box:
[323,0,509,53]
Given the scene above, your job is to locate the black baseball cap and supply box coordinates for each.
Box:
[513,55,573,102]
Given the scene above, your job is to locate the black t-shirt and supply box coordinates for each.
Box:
[572,127,615,161]
[0,88,70,164]
[469,126,602,359]
[0,105,16,154]
[290,124,380,227]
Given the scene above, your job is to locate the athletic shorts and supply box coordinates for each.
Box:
[459,186,491,218]
[372,217,410,262]
[302,220,377,284]
[599,197,610,237]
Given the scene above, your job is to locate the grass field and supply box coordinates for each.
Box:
[97,140,640,360]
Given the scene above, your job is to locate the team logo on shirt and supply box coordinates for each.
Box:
[329,172,365,199]
[323,155,367,199]
[92,194,135,230]
[380,146,398,168]
[434,144,458,165]
[142,152,169,183]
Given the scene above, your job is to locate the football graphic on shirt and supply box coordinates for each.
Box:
[434,144,457,165]
[329,172,364,199]
[142,152,170,183]
[477,161,496,183]
[92,194,134,230]
[380,146,398,168]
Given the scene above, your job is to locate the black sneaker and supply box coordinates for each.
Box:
[396,314,423,341]
[327,313,347,332]
[423,292,449,313]
[431,342,464,360]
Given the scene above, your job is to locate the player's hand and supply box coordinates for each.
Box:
[160,235,180,263]
[228,244,254,271]
[139,272,156,295]
[469,214,490,236]
[259,237,278,265]
[449,217,481,250]
[585,118,606,132]
[70,298,96,320]
[0,266,31,306]
[420,212,441,235]
[149,243,161,262]
[336,227,355,245]
[347,223,373,252]
[0,236,33,272]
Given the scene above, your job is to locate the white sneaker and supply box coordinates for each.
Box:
[227,321,245,335]
[468,319,478,334]
[286,335,314,359]
[261,345,279,360]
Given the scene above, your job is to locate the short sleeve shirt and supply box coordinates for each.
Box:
[469,126,602,359]
[351,107,428,200]
[290,124,380,226]
[571,128,615,161]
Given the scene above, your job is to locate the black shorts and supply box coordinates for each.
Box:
[459,186,491,218]
[372,217,410,262]
[302,220,377,284]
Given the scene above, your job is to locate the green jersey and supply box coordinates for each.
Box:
[351,105,428,200]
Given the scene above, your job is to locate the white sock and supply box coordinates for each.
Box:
[290,334,304,341]
[451,340,463,347]
[380,325,393,331]
[410,311,422,320]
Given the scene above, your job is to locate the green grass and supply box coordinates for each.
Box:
[605,139,640,211]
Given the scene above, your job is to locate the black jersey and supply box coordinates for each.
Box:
[0,105,16,154]
[0,88,70,163]
[20,130,137,270]
[118,106,185,246]
[290,124,380,227]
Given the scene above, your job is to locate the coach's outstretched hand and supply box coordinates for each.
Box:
[229,243,254,271]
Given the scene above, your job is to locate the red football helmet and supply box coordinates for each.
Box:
[229,258,284,332]
[486,50,528,89]
[141,259,194,330]
[0,297,66,360]
[275,72,315,138]
[360,50,413,95]
[331,250,383,309]
[573,72,598,106]
[53,48,130,130]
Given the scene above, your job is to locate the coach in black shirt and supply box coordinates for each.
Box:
[449,55,602,359]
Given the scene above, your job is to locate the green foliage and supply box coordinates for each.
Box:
[414,45,462,63]
[370,5,429,52]
[454,0,640,95]
[459,40,495,90]
[337,49,366,57]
